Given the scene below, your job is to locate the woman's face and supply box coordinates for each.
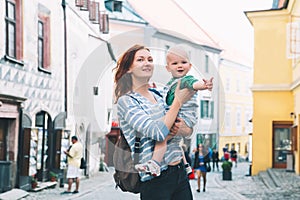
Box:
[128,49,154,81]
[198,145,203,152]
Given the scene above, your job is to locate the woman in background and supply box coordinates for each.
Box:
[193,144,210,192]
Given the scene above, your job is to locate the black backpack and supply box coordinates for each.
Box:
[113,89,162,193]
[113,130,142,193]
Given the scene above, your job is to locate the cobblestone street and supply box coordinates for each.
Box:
[19,162,300,200]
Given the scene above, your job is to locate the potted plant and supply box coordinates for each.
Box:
[49,171,58,182]
[221,160,233,180]
[31,176,38,189]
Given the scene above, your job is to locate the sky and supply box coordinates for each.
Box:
[176,0,274,64]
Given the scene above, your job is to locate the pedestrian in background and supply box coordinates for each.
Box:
[62,135,83,194]
[230,147,238,167]
[212,148,219,171]
[193,144,210,192]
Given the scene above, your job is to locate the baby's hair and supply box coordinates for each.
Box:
[166,45,190,61]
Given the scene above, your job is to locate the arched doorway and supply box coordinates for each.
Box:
[35,111,53,181]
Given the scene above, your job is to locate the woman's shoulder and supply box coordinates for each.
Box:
[117,93,140,105]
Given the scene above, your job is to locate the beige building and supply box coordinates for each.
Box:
[218,54,253,160]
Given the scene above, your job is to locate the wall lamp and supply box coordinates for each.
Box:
[290,112,296,119]
[93,86,99,96]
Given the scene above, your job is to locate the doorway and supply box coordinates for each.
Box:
[273,121,293,168]
[35,111,52,181]
[0,120,8,160]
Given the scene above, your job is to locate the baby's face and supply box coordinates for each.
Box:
[166,53,192,78]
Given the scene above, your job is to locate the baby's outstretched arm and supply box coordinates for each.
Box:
[193,77,213,91]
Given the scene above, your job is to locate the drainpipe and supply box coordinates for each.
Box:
[62,0,68,119]
[60,0,67,188]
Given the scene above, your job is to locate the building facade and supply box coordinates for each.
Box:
[0,0,65,192]
[218,56,253,160]
[246,0,300,175]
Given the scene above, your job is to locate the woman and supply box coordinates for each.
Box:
[114,44,195,200]
[193,144,210,192]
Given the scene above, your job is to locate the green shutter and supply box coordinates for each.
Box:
[200,100,204,118]
[210,101,214,118]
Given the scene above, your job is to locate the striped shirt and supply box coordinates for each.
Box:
[162,76,199,128]
[117,90,183,181]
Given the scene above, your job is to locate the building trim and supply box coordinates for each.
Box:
[252,78,300,91]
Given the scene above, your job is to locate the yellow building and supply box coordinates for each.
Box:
[218,56,253,160]
[246,0,300,175]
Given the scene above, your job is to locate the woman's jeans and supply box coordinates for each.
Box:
[140,162,193,200]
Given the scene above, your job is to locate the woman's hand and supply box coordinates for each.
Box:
[173,118,193,137]
[174,80,196,106]
[169,119,180,137]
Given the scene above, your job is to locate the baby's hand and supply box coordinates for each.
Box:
[203,77,213,91]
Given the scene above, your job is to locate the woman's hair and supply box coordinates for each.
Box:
[113,44,150,102]
[197,144,209,155]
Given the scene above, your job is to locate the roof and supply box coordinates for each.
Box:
[126,0,221,49]
[105,0,147,24]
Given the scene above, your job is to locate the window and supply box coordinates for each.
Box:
[5,0,23,62]
[38,21,44,68]
[200,100,214,119]
[89,1,100,23]
[38,8,51,72]
[225,78,230,92]
[205,55,209,73]
[236,79,240,93]
[99,12,109,34]
[236,110,241,127]
[237,143,240,153]
[105,0,122,12]
[225,110,230,128]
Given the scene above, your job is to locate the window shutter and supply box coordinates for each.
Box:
[89,1,95,21]
[210,101,214,118]
[99,12,109,34]
[38,13,50,71]
[16,0,23,60]
[200,100,204,118]
[44,16,50,70]
[80,0,89,11]
[89,1,99,23]
[75,0,84,7]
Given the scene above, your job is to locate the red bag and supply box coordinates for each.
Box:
[188,169,195,179]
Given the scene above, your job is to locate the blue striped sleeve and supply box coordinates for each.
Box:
[117,95,169,141]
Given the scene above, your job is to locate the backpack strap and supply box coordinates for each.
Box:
[149,88,163,98]
[134,132,142,165]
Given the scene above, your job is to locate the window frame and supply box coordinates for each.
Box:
[4,0,23,65]
[205,55,209,73]
[37,12,51,73]
[200,99,214,119]
[38,20,44,69]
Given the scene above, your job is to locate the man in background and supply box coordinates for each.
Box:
[62,136,83,194]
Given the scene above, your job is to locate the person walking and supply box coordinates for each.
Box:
[194,144,210,192]
[62,135,83,194]
[212,148,219,171]
[230,147,238,167]
[114,44,195,200]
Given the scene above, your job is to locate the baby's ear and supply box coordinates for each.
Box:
[165,65,171,72]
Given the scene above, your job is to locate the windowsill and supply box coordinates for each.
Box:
[4,55,24,66]
[38,66,51,74]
